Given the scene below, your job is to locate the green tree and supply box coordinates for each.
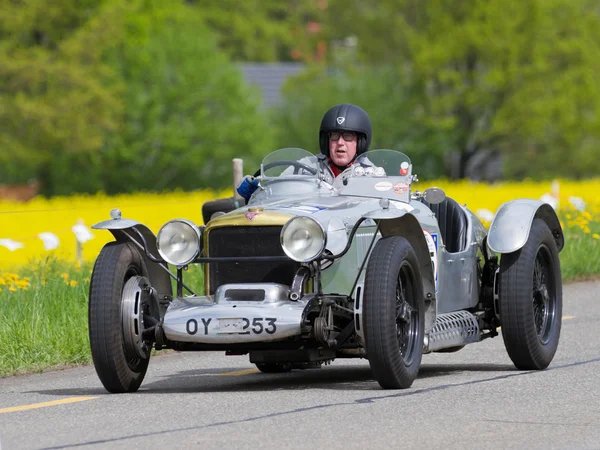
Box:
[189,0,322,62]
[0,0,123,193]
[273,66,451,178]
[100,1,273,193]
[316,0,600,179]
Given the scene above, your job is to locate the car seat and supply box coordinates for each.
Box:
[202,197,246,225]
[420,197,468,253]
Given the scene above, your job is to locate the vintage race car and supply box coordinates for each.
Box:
[89,148,564,393]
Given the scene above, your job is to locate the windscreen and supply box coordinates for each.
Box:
[260,148,320,179]
[355,150,412,177]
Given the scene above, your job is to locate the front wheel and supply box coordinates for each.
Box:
[89,242,153,393]
[363,236,425,389]
[498,218,562,370]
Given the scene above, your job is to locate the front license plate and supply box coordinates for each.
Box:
[218,318,248,334]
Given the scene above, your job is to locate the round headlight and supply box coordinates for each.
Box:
[280,217,326,262]
[157,219,201,266]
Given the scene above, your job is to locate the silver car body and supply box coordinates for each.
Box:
[95,148,565,357]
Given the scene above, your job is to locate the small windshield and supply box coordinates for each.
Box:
[332,149,414,202]
[355,150,412,177]
[260,148,319,178]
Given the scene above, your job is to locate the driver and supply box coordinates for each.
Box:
[236,103,373,201]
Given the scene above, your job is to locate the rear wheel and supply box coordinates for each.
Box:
[364,236,425,389]
[498,219,562,369]
[89,242,153,393]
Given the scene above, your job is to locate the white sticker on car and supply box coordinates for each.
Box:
[423,229,439,292]
[374,181,393,191]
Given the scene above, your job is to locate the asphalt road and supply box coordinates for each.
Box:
[1,281,599,450]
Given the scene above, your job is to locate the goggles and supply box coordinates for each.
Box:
[329,131,357,142]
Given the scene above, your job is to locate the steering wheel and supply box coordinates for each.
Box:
[253,160,319,178]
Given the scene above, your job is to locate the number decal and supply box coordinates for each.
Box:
[241,318,250,334]
[186,319,198,335]
[265,318,277,334]
[201,318,212,335]
[252,318,264,334]
[189,317,278,335]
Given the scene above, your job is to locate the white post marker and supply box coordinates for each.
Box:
[551,179,560,209]
[0,239,24,251]
[233,158,244,200]
[72,220,94,265]
[38,232,60,250]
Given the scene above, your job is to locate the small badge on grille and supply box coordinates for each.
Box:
[245,212,259,221]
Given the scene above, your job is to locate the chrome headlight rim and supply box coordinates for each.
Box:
[280,216,327,262]
[157,218,201,267]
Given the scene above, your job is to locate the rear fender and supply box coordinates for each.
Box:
[488,200,564,254]
[377,213,436,331]
[93,217,172,301]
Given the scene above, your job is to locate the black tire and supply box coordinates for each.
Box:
[363,236,425,389]
[255,363,292,373]
[89,242,150,393]
[498,218,562,370]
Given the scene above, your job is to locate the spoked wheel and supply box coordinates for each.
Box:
[499,218,562,370]
[533,249,556,343]
[89,242,155,393]
[396,267,420,366]
[364,236,425,389]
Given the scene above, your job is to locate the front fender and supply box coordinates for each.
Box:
[488,200,564,254]
[93,217,173,302]
[377,213,436,331]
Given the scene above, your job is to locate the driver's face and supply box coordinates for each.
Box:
[328,131,357,167]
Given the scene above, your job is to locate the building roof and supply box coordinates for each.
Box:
[239,62,305,108]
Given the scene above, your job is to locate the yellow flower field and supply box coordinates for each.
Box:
[1,179,599,271]
[0,189,229,269]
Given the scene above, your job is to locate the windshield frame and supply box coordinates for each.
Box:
[332,149,414,203]
[259,148,320,181]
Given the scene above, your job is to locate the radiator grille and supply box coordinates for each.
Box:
[207,226,299,294]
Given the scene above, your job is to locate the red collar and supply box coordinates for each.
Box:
[328,160,354,177]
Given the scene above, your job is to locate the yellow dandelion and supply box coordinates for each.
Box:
[9,286,17,292]
[593,233,600,240]
[15,279,30,288]
[61,273,69,280]
[69,280,78,287]
[0,278,6,286]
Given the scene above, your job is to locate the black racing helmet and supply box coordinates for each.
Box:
[319,103,372,157]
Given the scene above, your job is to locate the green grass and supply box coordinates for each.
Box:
[556,219,600,281]
[0,258,92,377]
[1,212,599,378]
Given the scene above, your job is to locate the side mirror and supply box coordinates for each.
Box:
[423,187,446,205]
